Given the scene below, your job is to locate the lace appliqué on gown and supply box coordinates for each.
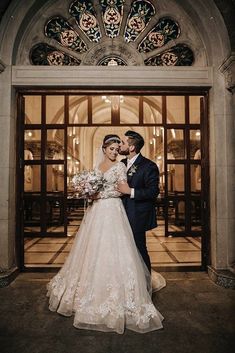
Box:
[47,162,165,333]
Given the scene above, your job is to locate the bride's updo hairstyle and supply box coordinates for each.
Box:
[102,134,121,149]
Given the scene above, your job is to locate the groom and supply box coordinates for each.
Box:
[118,130,160,273]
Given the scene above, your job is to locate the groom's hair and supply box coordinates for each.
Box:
[125,130,144,153]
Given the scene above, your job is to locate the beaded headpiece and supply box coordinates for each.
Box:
[103,137,121,144]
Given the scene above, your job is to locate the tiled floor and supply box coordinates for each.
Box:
[24,220,201,268]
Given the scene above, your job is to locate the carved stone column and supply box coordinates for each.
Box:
[220,52,235,94]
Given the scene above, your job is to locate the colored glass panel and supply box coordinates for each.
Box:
[45,17,87,53]
[138,17,180,53]
[100,0,125,38]
[69,0,101,42]
[30,43,81,66]
[144,44,194,66]
[124,0,155,42]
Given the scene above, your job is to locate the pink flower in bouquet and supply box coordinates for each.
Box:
[72,170,106,198]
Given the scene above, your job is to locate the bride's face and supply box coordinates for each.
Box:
[104,142,119,161]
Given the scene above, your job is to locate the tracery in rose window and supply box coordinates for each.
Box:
[69,0,101,42]
[138,17,180,53]
[124,0,155,42]
[100,0,125,38]
[144,44,194,66]
[45,17,88,52]
[29,0,194,66]
[30,43,81,66]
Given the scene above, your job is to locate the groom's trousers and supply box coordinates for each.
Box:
[134,231,151,273]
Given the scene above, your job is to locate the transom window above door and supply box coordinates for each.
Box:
[30,0,194,66]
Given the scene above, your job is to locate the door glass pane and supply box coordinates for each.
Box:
[190,196,202,231]
[67,126,80,182]
[69,96,88,124]
[191,159,202,231]
[168,199,185,232]
[120,96,139,124]
[24,192,41,233]
[190,130,201,159]
[24,193,41,234]
[46,96,64,124]
[166,96,185,123]
[189,96,202,124]
[24,130,41,160]
[46,193,65,233]
[191,164,201,192]
[24,191,41,233]
[47,165,64,192]
[24,164,41,234]
[24,226,41,234]
[92,96,111,124]
[67,127,85,237]
[143,96,162,124]
[67,195,84,236]
[167,164,185,193]
[150,126,164,162]
[46,129,64,160]
[24,165,41,192]
[24,96,41,124]
[167,129,185,159]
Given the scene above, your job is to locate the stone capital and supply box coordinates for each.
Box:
[219,52,235,94]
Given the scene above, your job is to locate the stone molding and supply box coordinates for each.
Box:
[208,266,235,289]
[12,66,213,87]
[219,52,235,94]
[0,267,19,287]
[0,59,6,73]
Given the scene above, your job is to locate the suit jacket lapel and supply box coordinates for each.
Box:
[127,154,143,181]
[121,158,128,167]
[132,154,143,167]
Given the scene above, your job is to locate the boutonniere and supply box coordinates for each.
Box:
[128,164,138,176]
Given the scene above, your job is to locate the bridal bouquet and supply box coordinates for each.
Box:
[72,169,106,199]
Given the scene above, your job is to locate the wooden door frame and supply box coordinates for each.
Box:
[16,86,210,271]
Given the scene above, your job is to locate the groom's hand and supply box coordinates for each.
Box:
[117,181,131,195]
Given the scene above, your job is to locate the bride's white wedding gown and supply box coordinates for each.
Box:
[47,162,165,334]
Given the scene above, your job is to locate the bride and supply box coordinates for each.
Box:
[47,134,166,334]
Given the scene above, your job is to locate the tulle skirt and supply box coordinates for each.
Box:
[47,197,165,334]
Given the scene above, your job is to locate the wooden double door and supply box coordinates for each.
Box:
[17,89,210,269]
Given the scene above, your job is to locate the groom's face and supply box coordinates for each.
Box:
[119,136,130,155]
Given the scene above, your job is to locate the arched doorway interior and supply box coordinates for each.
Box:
[18,89,209,270]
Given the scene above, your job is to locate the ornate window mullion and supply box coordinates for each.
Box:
[93,0,106,38]
[134,13,159,47]
[66,17,93,49]
[118,1,132,37]
[143,41,173,60]
[46,37,83,60]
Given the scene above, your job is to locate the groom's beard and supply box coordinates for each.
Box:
[119,149,129,156]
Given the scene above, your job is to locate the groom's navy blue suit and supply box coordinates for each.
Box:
[121,154,160,272]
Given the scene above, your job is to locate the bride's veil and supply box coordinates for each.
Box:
[93,145,105,169]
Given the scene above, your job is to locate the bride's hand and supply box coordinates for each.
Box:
[117,181,131,195]
[90,192,100,200]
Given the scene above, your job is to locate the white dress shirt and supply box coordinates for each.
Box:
[127,153,140,198]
